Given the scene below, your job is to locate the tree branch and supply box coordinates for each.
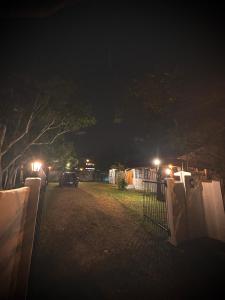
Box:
[0,125,7,153]
[2,122,69,172]
[1,110,35,156]
[33,129,71,145]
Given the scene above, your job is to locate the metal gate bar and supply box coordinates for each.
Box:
[143,180,170,236]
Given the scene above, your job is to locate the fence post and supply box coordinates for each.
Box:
[16,178,41,299]
[166,178,189,246]
[166,178,177,246]
[0,178,41,300]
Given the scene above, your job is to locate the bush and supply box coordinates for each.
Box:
[117,178,127,190]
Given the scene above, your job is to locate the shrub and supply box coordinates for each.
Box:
[117,178,127,190]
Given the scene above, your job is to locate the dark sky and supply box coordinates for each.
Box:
[1,1,225,169]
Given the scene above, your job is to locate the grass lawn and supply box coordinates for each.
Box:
[80,182,170,240]
[80,182,144,218]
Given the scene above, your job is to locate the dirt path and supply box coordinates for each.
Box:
[28,183,225,300]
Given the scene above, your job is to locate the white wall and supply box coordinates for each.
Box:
[166,177,225,246]
[132,169,143,190]
[0,187,30,300]
[109,169,116,184]
[202,180,225,241]
[0,178,41,300]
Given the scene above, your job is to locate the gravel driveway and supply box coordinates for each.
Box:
[28,183,225,300]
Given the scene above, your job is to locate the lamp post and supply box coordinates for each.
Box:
[153,158,161,170]
[153,158,162,200]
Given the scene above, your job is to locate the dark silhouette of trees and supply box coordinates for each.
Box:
[130,73,225,175]
[0,75,95,189]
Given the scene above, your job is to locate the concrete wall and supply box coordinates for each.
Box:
[0,178,41,300]
[166,178,225,246]
[202,180,225,241]
[185,176,207,240]
[166,179,189,246]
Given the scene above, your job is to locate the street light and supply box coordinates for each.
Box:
[153,158,162,201]
[153,158,161,168]
[31,161,42,172]
[165,168,172,176]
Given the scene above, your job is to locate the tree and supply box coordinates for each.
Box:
[0,75,95,189]
[110,162,125,171]
[130,72,225,178]
[42,138,78,171]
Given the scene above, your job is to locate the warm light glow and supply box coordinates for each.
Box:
[86,159,90,163]
[165,168,172,176]
[66,162,71,168]
[153,158,161,166]
[48,166,52,170]
[168,164,173,169]
[31,161,42,172]
[80,168,84,171]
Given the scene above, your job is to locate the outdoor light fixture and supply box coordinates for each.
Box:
[86,159,90,163]
[165,168,172,176]
[153,158,161,167]
[66,162,71,169]
[31,161,42,172]
[80,168,84,171]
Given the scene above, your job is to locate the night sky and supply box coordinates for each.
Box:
[1,1,225,169]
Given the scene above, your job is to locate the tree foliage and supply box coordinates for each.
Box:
[110,162,125,171]
[42,138,78,171]
[0,75,95,189]
[130,72,225,176]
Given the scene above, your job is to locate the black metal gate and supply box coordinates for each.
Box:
[143,180,170,238]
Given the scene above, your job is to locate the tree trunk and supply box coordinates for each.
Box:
[12,167,18,188]
[0,125,6,189]
[0,161,3,190]
[5,163,16,189]
[3,168,9,190]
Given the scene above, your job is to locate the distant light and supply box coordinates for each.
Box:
[86,159,90,163]
[168,164,173,169]
[66,162,71,168]
[165,168,172,176]
[80,168,84,171]
[153,158,161,166]
[48,166,52,170]
[31,161,42,172]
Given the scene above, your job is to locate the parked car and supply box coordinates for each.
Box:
[59,172,79,187]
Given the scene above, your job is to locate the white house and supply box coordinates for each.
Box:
[125,167,157,190]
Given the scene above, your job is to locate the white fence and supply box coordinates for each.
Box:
[0,178,41,300]
[166,177,225,246]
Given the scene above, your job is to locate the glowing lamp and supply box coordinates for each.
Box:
[153,158,161,166]
[31,161,42,172]
[165,168,172,176]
